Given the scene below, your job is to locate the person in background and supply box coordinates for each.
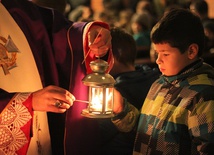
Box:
[189,0,214,68]
[130,12,152,60]
[0,0,133,155]
[202,20,214,67]
[98,27,160,155]
[67,5,93,22]
[203,20,214,53]
[114,9,134,33]
[135,0,157,27]
[203,20,214,54]
[189,0,211,23]
[132,8,214,154]
[109,27,160,110]
[93,11,114,27]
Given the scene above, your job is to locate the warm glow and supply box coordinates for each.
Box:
[91,88,103,111]
[106,88,113,110]
[89,87,113,113]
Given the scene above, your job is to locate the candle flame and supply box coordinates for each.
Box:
[89,87,113,112]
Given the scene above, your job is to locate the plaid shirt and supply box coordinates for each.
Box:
[134,60,214,155]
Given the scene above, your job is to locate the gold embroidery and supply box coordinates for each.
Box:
[0,93,32,155]
[0,35,19,75]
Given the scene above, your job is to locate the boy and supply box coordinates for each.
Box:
[98,27,159,155]
[132,8,214,154]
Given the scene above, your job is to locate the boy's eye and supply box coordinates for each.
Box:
[163,54,169,56]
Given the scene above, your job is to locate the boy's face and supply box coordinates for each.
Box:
[154,43,191,76]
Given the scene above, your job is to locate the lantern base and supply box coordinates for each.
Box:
[81,109,115,118]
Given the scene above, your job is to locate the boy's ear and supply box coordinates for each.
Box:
[188,43,198,59]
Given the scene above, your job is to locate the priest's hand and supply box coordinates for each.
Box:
[87,25,111,57]
[32,85,75,113]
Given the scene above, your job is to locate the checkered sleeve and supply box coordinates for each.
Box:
[112,99,140,132]
[188,87,214,154]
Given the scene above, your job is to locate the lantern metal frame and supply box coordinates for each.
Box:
[81,59,115,118]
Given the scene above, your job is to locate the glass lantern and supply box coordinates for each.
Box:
[81,59,115,118]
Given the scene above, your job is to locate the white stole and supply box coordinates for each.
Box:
[0,3,51,155]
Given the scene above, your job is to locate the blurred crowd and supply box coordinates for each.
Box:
[33,0,214,67]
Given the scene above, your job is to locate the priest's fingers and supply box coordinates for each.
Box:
[32,85,75,113]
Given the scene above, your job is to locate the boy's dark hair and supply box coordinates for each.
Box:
[110,27,137,66]
[151,8,205,56]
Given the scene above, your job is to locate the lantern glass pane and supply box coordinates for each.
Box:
[88,86,114,114]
